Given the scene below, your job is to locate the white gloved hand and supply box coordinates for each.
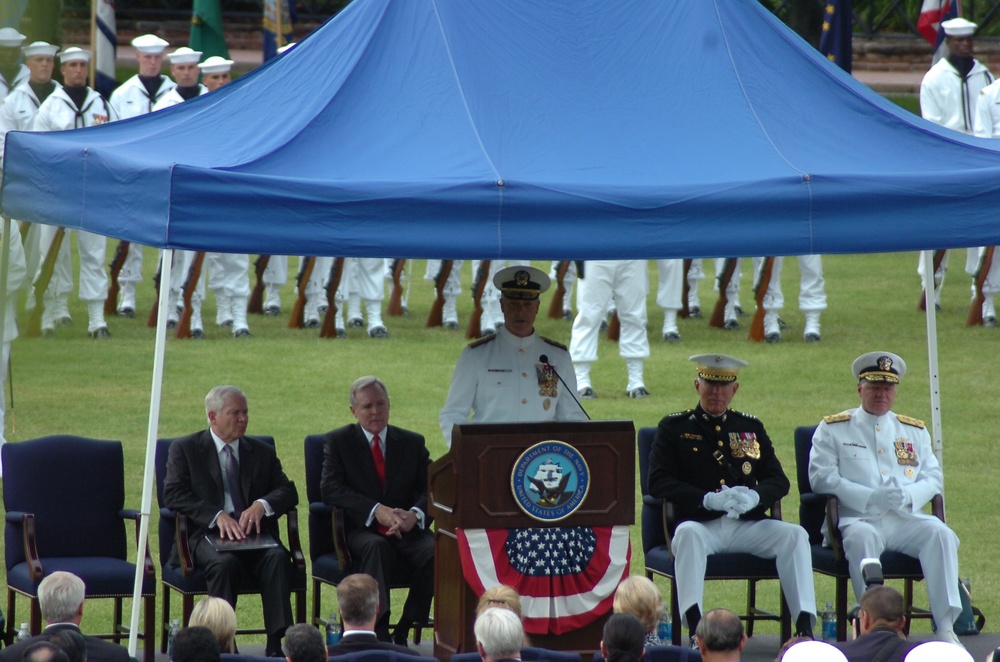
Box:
[723,486,760,517]
[703,486,735,512]
[870,485,905,510]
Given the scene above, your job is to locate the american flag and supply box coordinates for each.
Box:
[918,0,960,62]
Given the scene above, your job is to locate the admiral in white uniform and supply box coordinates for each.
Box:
[439,266,587,446]
[809,351,963,647]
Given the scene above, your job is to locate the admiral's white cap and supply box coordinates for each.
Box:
[0,27,26,48]
[58,47,92,63]
[168,47,202,64]
[941,17,977,37]
[493,266,550,300]
[852,351,906,383]
[23,41,59,58]
[198,56,234,74]
[131,34,170,54]
[277,42,297,55]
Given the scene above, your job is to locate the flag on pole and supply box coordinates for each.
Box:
[262,0,295,62]
[819,0,853,73]
[94,0,117,98]
[918,0,960,62]
[191,0,229,60]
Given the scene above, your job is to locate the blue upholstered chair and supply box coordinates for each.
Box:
[2,435,156,662]
[328,652,439,662]
[454,648,581,662]
[637,427,791,645]
[593,645,702,662]
[154,436,307,652]
[793,425,940,640]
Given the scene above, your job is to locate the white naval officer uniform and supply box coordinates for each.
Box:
[809,408,962,630]
[439,326,587,446]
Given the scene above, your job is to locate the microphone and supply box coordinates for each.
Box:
[539,354,590,420]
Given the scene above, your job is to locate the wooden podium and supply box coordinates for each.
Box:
[428,421,635,660]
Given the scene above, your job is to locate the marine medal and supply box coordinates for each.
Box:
[543,398,551,411]
[742,461,752,475]
[729,433,761,459]
[536,363,559,397]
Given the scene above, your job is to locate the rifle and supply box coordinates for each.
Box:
[25,227,66,338]
[547,261,571,319]
[175,252,205,339]
[387,258,407,316]
[426,260,453,327]
[104,240,130,315]
[147,256,162,328]
[320,258,346,338]
[680,259,692,318]
[467,260,491,339]
[967,246,995,326]
[288,257,316,329]
[606,311,620,341]
[918,249,947,311]
[709,258,738,329]
[749,257,775,342]
[248,255,270,314]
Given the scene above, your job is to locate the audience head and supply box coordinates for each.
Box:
[613,576,663,636]
[170,626,221,662]
[474,607,524,662]
[778,640,848,662]
[189,596,237,653]
[858,585,906,634]
[204,385,248,442]
[477,585,523,620]
[43,629,86,662]
[21,642,70,662]
[337,573,380,629]
[600,613,645,662]
[902,641,972,662]
[695,608,746,658]
[281,624,326,662]
[38,572,86,625]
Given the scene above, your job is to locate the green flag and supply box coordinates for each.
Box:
[190,0,229,59]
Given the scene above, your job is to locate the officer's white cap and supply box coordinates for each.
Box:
[59,47,92,64]
[131,34,170,54]
[690,354,747,383]
[852,351,906,383]
[778,640,848,662]
[23,41,59,58]
[198,56,234,74]
[277,42,297,55]
[493,266,550,300]
[168,47,202,64]
[942,17,977,37]
[0,27,26,48]
[903,641,973,662]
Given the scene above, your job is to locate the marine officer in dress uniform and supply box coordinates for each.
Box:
[439,266,588,446]
[809,351,963,647]
[647,354,816,644]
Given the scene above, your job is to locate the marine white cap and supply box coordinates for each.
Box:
[777,640,848,662]
[168,47,202,64]
[131,34,170,54]
[23,41,59,58]
[941,17,977,37]
[277,42,297,55]
[690,354,747,383]
[198,56,234,74]
[852,351,906,383]
[903,641,973,662]
[0,27,26,48]
[58,47,92,63]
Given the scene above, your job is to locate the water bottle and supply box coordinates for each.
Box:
[326,612,342,646]
[656,605,672,643]
[167,619,181,659]
[822,602,837,642]
[16,623,29,641]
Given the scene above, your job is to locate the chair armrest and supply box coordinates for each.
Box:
[6,512,43,581]
[176,513,197,576]
[309,501,332,515]
[824,494,846,560]
[284,508,306,570]
[641,494,661,507]
[932,494,945,522]
[331,507,353,570]
[770,499,782,521]
[660,500,677,554]
[120,509,157,579]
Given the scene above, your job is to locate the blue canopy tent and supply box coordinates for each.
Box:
[0,0,995,651]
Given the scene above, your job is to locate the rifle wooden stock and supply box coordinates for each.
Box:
[175,252,205,339]
[709,258,738,329]
[387,258,406,316]
[967,246,995,326]
[289,257,316,329]
[426,260,453,327]
[749,257,775,342]
[467,260,491,339]
[248,254,270,314]
[26,227,66,338]
[680,258,692,318]
[548,260,571,319]
[104,240,130,315]
[321,258,346,338]
[147,257,162,328]
[919,249,947,311]
[606,311,620,341]
[18,221,30,243]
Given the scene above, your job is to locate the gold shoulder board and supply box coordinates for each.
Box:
[540,336,568,351]
[896,414,925,429]
[822,413,852,424]
[468,334,498,348]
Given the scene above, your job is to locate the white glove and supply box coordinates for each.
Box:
[703,486,736,512]
[723,486,760,518]
[870,485,905,510]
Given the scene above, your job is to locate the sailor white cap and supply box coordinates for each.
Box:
[168,47,202,64]
[690,354,747,383]
[131,34,170,54]
[198,56,234,74]
[852,351,906,383]
[779,641,848,662]
[23,41,59,58]
[277,42,297,55]
[0,27,26,48]
[941,17,977,37]
[58,47,92,63]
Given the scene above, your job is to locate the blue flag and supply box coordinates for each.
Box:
[262,0,295,62]
[819,0,853,73]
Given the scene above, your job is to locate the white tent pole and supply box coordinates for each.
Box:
[128,248,173,656]
[0,217,11,360]
[922,250,944,471]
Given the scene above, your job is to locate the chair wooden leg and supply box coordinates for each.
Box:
[312,580,322,627]
[902,580,914,635]
[6,589,16,644]
[295,588,306,624]
[835,576,849,641]
[670,578,681,646]
[779,588,791,642]
[182,594,195,626]
[162,588,172,653]
[29,598,41,634]
[745,580,757,637]
[112,598,123,643]
[143,594,155,662]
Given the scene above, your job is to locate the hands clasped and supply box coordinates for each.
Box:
[217,502,267,540]
[871,482,909,510]
[702,485,760,519]
[375,504,418,538]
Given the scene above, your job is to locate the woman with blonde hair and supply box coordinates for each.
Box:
[189,596,238,653]
[476,585,529,646]
[613,576,664,646]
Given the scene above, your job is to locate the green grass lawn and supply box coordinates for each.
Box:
[2,248,997,644]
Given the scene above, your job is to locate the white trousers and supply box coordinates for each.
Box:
[570,260,649,363]
[751,255,827,312]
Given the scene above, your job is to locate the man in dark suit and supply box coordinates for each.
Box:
[836,585,915,662]
[326,574,419,656]
[0,572,131,662]
[320,376,434,645]
[163,385,298,656]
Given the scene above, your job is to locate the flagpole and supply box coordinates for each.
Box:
[276,0,283,49]
[89,0,97,88]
